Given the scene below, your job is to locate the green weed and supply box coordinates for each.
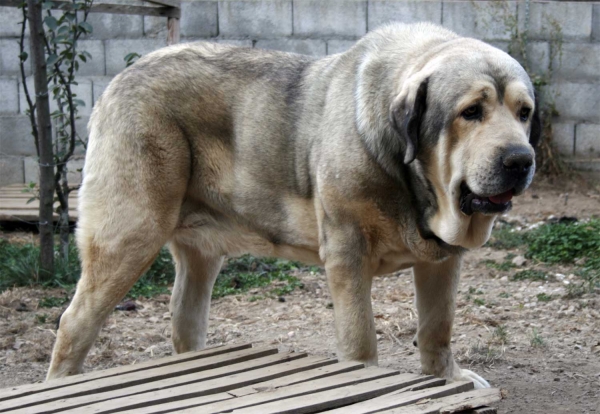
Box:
[39,295,70,308]
[493,325,509,345]
[498,292,511,298]
[536,293,555,302]
[512,269,547,281]
[485,225,528,249]
[482,259,515,271]
[473,298,486,306]
[530,328,545,348]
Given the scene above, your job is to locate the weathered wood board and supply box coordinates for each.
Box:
[0,343,501,413]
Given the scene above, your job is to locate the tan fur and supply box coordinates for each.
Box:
[46,23,537,389]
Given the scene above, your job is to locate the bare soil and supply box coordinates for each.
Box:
[1,176,599,413]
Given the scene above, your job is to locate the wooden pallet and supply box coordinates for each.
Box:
[0,184,78,222]
[0,343,501,413]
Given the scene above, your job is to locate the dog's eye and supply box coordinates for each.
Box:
[519,107,531,122]
[461,105,482,121]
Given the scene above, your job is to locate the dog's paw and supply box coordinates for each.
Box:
[455,369,491,389]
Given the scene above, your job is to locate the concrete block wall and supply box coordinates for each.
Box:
[1,1,599,186]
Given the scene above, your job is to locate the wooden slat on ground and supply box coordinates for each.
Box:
[0,184,78,222]
[0,343,501,414]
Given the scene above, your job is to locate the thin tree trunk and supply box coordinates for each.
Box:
[27,0,54,280]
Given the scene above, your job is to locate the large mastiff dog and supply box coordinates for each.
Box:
[47,23,539,388]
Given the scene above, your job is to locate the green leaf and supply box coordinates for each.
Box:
[73,99,85,108]
[78,21,93,34]
[44,15,59,31]
[19,51,28,62]
[26,197,37,205]
[42,1,55,10]
[46,54,59,66]
[78,53,87,63]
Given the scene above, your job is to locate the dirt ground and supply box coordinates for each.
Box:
[1,176,599,413]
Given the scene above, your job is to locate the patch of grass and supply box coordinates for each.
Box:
[1,239,308,300]
[482,259,515,272]
[536,293,555,302]
[468,287,483,295]
[530,328,545,348]
[213,255,305,299]
[35,314,48,324]
[493,325,509,345]
[512,269,547,281]
[457,340,504,367]
[473,298,486,306]
[527,220,600,264]
[485,224,528,249]
[498,292,511,298]
[39,295,70,308]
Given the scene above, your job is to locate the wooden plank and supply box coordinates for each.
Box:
[225,375,438,414]
[462,408,497,414]
[324,381,475,414]
[0,343,251,402]
[146,0,180,8]
[0,210,79,221]
[375,388,502,414]
[185,368,410,414]
[18,352,311,414]
[230,361,366,397]
[123,361,366,414]
[0,0,180,17]
[0,199,78,209]
[0,346,275,411]
[167,17,180,45]
[56,355,334,414]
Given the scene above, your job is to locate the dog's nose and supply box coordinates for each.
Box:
[502,146,533,176]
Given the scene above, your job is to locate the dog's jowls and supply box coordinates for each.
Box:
[47,23,539,389]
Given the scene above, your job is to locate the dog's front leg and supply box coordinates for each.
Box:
[413,255,490,388]
[323,224,378,366]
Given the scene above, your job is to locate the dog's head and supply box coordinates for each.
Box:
[388,39,539,249]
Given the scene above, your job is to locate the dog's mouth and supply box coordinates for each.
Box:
[459,182,514,216]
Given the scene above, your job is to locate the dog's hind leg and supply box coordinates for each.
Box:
[46,121,189,379]
[169,241,224,353]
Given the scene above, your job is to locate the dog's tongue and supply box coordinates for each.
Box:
[489,190,514,204]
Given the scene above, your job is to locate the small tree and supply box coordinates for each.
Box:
[19,0,94,276]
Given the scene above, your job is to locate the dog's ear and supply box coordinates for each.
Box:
[389,78,428,165]
[529,95,541,148]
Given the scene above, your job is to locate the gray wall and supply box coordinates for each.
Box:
[1,1,599,185]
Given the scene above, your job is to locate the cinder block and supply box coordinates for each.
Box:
[593,5,600,42]
[23,156,38,184]
[66,157,85,184]
[91,76,113,104]
[215,39,253,48]
[327,40,356,55]
[551,123,575,156]
[105,39,167,75]
[0,6,24,37]
[0,38,31,76]
[547,82,600,123]
[368,1,442,30]
[575,124,600,158]
[83,1,144,40]
[74,40,105,76]
[19,77,93,116]
[255,39,326,57]
[218,1,292,38]
[0,115,37,156]
[552,43,600,81]
[487,41,510,53]
[443,1,516,41]
[0,156,24,186]
[522,2,593,40]
[526,41,550,78]
[181,1,218,38]
[293,0,366,37]
[0,77,19,114]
